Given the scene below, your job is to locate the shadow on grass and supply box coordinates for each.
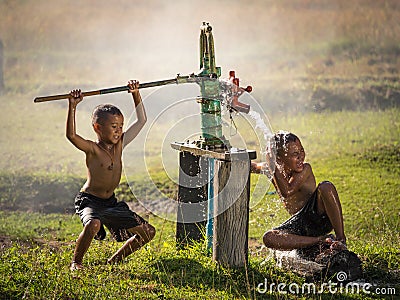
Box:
[363,265,400,286]
[146,256,268,298]
[143,254,365,299]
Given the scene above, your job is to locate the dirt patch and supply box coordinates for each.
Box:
[0,235,73,252]
[0,235,13,249]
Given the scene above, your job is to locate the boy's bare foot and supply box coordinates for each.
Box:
[323,235,347,251]
[329,240,347,251]
[323,234,335,244]
[70,261,84,271]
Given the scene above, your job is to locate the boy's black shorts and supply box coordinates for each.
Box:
[74,192,147,242]
[273,183,333,237]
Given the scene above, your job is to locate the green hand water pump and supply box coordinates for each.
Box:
[196,22,251,148]
[197,22,223,148]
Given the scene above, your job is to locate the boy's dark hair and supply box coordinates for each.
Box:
[92,104,123,125]
[274,131,299,156]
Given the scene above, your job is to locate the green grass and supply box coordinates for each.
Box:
[0,226,290,299]
[1,109,399,299]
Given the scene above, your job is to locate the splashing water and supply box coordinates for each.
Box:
[217,79,275,153]
[248,110,273,141]
[218,78,237,107]
[247,109,276,157]
[274,250,299,268]
[217,79,277,173]
[246,109,277,180]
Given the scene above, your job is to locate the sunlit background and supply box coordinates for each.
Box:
[0,3,399,294]
[0,0,399,179]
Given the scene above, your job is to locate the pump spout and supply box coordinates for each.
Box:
[228,71,251,114]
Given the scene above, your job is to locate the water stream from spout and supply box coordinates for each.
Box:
[247,109,274,151]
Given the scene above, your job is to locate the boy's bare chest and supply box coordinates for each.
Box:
[283,183,316,215]
[283,191,311,215]
[87,154,121,171]
[86,145,122,172]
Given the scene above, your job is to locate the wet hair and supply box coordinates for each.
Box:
[91,104,123,125]
[273,131,299,157]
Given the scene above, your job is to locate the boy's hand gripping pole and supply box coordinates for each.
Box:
[33,74,192,103]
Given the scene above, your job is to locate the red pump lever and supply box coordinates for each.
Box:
[228,71,251,113]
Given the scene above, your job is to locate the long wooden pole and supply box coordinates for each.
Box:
[33,76,190,103]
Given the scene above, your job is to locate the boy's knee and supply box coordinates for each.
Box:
[263,230,278,248]
[135,223,156,243]
[145,224,156,241]
[84,219,101,235]
[318,181,336,194]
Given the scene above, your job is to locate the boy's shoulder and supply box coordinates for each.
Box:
[304,162,312,169]
[299,163,314,178]
[304,162,314,174]
[84,139,97,147]
[80,139,98,154]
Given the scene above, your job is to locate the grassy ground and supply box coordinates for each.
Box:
[0,109,399,299]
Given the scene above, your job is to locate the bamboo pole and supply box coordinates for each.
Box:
[33,76,190,103]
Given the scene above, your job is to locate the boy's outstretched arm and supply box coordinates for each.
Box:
[251,162,273,178]
[66,90,93,153]
[122,80,147,147]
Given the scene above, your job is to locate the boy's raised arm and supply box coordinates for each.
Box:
[122,80,147,147]
[66,90,93,153]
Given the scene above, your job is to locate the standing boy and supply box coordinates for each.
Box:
[67,80,155,271]
[251,131,346,256]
